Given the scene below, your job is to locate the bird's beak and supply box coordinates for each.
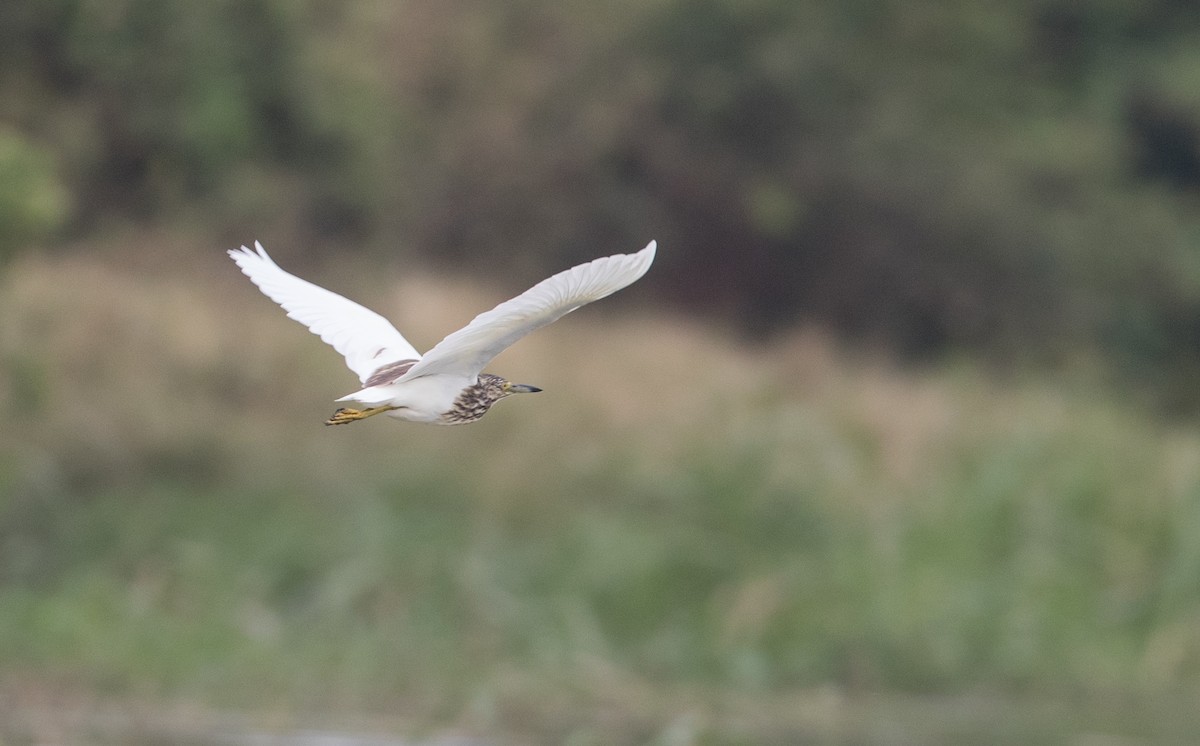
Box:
[506,383,542,394]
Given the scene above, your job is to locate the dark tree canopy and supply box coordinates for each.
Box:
[4,0,1200,400]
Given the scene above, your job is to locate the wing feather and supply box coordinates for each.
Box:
[229,242,420,382]
[402,241,656,382]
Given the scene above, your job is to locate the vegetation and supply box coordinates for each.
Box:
[3,240,1200,742]
[4,2,1200,384]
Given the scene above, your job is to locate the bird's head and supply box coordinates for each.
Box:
[443,374,543,424]
[502,381,543,396]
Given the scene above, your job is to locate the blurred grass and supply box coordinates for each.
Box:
[3,237,1200,743]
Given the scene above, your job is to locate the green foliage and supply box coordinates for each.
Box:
[0,129,67,262]
[4,248,1200,740]
[283,0,1200,398]
[3,371,1200,739]
[0,0,388,233]
[7,0,1200,396]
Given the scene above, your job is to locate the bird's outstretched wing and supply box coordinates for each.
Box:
[402,241,656,383]
[229,242,421,382]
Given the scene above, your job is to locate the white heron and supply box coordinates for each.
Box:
[229,240,656,425]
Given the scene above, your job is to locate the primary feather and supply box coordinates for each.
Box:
[228,242,420,382]
[401,241,656,381]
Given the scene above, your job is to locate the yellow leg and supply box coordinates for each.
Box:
[325,405,396,426]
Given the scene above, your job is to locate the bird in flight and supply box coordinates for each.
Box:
[229,240,656,425]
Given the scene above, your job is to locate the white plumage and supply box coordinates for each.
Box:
[229,240,656,425]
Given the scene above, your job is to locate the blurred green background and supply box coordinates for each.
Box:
[5,0,1200,742]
